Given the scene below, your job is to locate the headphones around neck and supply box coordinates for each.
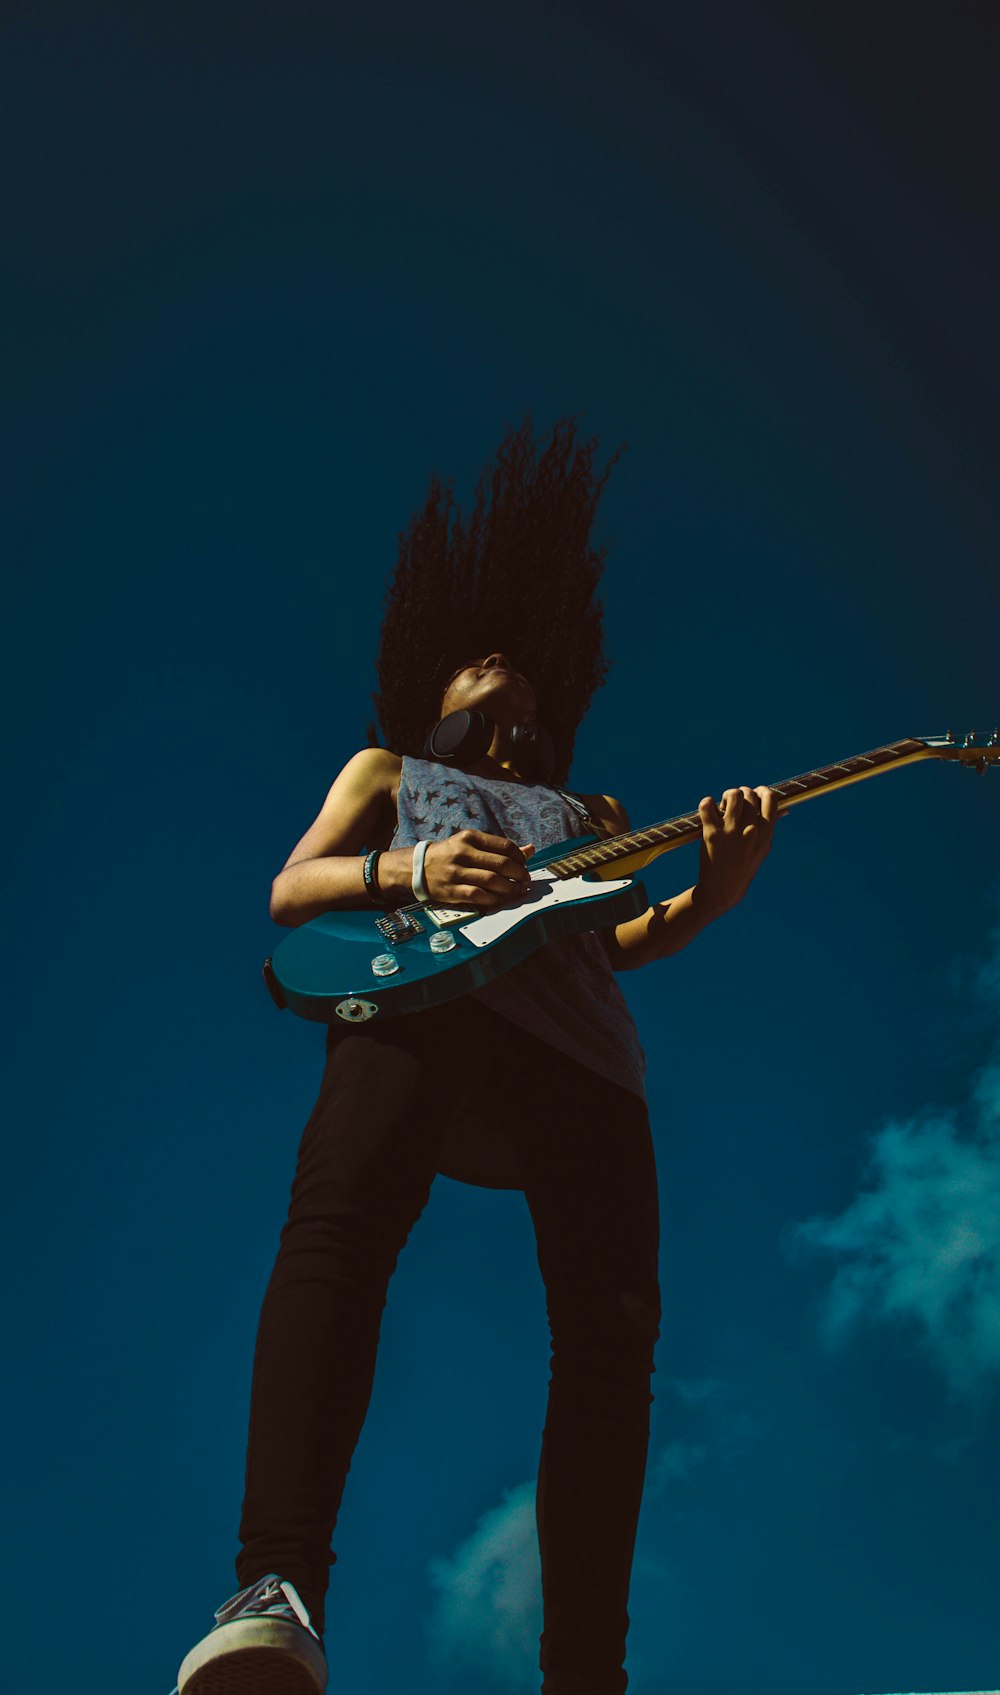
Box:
[422,710,556,783]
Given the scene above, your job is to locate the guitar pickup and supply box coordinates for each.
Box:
[375,908,426,945]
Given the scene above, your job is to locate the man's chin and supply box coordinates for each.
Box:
[477,674,534,711]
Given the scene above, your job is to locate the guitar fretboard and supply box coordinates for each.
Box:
[547,737,930,878]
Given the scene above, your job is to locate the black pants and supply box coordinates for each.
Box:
[236,996,661,1695]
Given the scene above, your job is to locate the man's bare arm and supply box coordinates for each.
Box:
[269,749,411,925]
[598,786,779,970]
[603,882,723,970]
[270,749,535,927]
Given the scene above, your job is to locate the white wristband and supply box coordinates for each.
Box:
[411,838,432,904]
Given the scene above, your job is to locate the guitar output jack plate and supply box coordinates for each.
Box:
[335,997,379,1023]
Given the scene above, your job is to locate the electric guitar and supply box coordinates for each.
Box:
[263,731,998,1026]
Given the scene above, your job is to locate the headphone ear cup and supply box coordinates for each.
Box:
[423,709,494,764]
[510,722,556,782]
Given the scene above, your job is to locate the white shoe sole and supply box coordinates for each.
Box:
[177,1617,327,1695]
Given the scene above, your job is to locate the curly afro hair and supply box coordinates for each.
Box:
[369,414,625,784]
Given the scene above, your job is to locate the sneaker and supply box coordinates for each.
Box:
[170,1574,328,1694]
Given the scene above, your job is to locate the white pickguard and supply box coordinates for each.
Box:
[457,868,633,949]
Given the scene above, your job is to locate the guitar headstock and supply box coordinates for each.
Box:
[917,730,1000,773]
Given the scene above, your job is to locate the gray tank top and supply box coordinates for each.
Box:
[388,757,647,1185]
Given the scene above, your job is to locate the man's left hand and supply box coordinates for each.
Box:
[696,785,779,916]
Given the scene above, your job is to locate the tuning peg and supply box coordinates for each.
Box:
[963,730,977,747]
[945,729,956,743]
[989,728,1000,746]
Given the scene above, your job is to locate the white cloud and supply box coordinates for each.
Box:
[668,1375,725,1407]
[425,1479,542,1690]
[789,1058,1000,1399]
[648,1378,764,1496]
[648,1438,709,1488]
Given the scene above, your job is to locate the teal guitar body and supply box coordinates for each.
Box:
[263,834,648,1025]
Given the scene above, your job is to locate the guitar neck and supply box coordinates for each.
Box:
[547,737,936,881]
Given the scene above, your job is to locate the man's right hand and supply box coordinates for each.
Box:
[420,831,535,907]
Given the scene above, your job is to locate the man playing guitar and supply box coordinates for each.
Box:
[171,422,777,1695]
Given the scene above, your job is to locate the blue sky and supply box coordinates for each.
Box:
[3,5,998,1693]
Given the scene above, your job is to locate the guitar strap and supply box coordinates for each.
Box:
[555,787,605,835]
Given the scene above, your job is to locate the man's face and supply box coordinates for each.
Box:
[439,650,537,724]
